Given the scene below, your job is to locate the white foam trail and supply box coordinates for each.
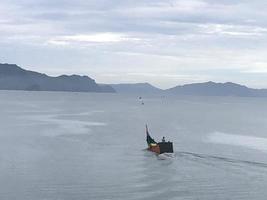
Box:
[157,153,175,160]
[207,132,267,152]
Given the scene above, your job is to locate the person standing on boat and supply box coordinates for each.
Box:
[162,137,166,142]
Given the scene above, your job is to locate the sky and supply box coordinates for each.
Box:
[1,0,267,89]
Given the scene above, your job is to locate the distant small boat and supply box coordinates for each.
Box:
[145,125,174,155]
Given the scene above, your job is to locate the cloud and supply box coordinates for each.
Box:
[48,33,140,45]
[1,0,267,88]
[199,24,267,37]
[2,0,267,40]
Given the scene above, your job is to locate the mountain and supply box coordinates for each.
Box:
[0,63,115,93]
[110,83,163,94]
[2,63,267,97]
[98,84,116,93]
[166,81,267,97]
[110,81,267,97]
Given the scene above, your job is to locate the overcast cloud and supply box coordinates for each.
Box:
[1,0,267,88]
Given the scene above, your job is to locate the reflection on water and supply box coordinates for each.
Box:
[207,132,267,152]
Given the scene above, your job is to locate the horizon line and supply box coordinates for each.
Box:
[1,62,266,90]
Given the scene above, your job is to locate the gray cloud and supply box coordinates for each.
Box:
[1,0,267,88]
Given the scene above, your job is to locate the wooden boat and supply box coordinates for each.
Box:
[146,125,174,154]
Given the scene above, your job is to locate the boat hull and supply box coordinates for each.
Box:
[148,145,161,154]
[148,142,173,154]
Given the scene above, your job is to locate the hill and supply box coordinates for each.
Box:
[166,81,267,97]
[0,63,115,93]
[110,83,163,94]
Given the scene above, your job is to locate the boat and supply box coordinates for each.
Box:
[145,125,174,155]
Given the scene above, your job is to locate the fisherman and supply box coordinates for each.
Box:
[162,137,166,142]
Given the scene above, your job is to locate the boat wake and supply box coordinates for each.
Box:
[144,148,267,170]
[176,151,267,169]
[157,153,175,160]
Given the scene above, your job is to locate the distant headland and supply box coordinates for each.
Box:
[1,63,267,97]
[0,63,115,93]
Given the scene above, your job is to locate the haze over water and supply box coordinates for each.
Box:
[1,91,267,200]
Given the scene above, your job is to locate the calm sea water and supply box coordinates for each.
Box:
[1,91,267,200]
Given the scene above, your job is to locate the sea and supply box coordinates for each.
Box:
[1,90,267,200]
